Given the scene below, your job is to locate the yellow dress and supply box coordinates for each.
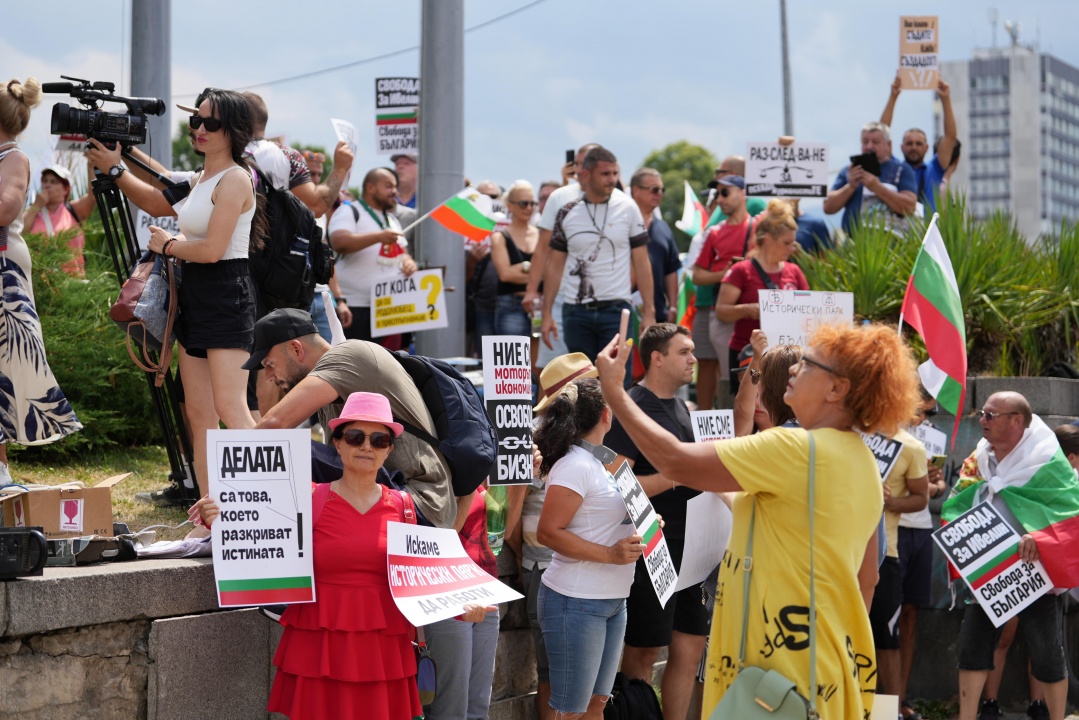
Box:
[703,428,882,720]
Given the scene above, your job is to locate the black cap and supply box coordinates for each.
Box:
[733,344,754,373]
[242,308,319,370]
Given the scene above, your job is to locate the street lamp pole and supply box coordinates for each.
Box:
[780,0,794,135]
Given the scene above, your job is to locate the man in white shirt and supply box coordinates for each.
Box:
[328,167,417,350]
[541,146,655,373]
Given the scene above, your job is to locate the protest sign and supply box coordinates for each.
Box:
[370,268,448,338]
[135,209,180,254]
[329,117,357,187]
[759,289,854,346]
[612,462,677,607]
[899,16,939,90]
[859,432,903,480]
[932,501,1051,627]
[208,429,314,608]
[386,521,522,626]
[375,77,419,156]
[690,409,735,442]
[482,336,533,487]
[912,423,947,458]
[744,142,828,198]
[674,492,732,591]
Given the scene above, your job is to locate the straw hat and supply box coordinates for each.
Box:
[534,353,598,414]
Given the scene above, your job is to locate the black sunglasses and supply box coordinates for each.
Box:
[918,407,939,418]
[512,200,537,208]
[482,193,499,200]
[719,188,739,198]
[189,114,223,132]
[639,185,664,195]
[337,428,394,449]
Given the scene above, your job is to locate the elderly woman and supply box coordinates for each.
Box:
[22,164,95,276]
[0,77,82,483]
[195,392,490,719]
[596,322,920,720]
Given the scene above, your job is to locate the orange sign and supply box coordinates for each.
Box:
[899,16,939,90]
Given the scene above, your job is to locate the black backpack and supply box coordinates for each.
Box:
[603,672,664,720]
[392,352,497,497]
[249,167,334,311]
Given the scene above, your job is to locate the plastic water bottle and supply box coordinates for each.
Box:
[531,298,543,339]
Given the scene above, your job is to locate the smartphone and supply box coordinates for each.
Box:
[618,308,630,345]
[849,152,882,177]
[930,454,948,469]
[565,149,575,165]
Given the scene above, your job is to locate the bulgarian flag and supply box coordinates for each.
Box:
[899,213,967,444]
[428,187,497,241]
[674,180,707,237]
[640,510,664,558]
[217,576,314,606]
[942,416,1079,589]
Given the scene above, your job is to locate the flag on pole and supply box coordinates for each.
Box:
[429,187,497,241]
[899,214,967,443]
[674,180,707,237]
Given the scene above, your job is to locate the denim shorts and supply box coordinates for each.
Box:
[538,583,627,713]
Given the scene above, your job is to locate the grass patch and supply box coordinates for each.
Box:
[11,444,191,541]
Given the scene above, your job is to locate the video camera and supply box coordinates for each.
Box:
[44,75,166,147]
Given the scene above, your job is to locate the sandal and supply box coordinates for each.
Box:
[900,699,923,720]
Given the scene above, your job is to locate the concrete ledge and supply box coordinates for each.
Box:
[974,376,1079,417]
[0,559,217,637]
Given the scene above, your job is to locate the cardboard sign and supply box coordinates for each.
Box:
[612,462,678,607]
[674,493,732,591]
[871,695,899,720]
[899,16,939,90]
[759,290,854,347]
[744,142,828,198]
[386,521,523,626]
[482,335,534,487]
[208,429,315,608]
[370,268,448,338]
[375,77,419,156]
[329,117,358,187]
[932,501,1051,627]
[859,432,903,480]
[690,409,735,442]
[912,423,947,457]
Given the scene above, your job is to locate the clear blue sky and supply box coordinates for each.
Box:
[6,0,1076,214]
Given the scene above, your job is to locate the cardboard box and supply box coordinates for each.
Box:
[0,474,129,540]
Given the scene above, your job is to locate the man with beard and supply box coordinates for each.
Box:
[328,167,418,349]
[247,308,457,528]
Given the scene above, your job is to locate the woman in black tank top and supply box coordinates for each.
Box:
[491,181,540,337]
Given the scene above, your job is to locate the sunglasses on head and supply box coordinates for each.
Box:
[512,200,537,208]
[189,115,223,132]
[337,428,394,449]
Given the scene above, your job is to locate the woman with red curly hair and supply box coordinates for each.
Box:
[596,322,920,720]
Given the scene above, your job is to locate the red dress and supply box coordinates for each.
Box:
[268,486,422,719]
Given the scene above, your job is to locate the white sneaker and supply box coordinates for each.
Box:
[0,461,12,486]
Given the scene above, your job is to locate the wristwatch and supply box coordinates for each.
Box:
[108,164,125,180]
[336,297,348,305]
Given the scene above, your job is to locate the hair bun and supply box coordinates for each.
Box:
[9,78,42,108]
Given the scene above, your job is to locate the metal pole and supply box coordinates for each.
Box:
[416,0,465,358]
[779,0,794,136]
[130,0,171,168]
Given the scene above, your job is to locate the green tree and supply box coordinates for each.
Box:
[290,142,333,181]
[641,141,718,250]
[171,120,200,172]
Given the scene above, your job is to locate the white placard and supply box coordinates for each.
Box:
[329,117,357,187]
[759,290,854,347]
[134,209,180,254]
[690,409,735,442]
[745,142,829,198]
[386,522,522,626]
[375,77,419,156]
[612,462,678,607]
[370,268,448,338]
[208,429,314,608]
[674,493,732,591]
[482,336,534,486]
[912,424,947,457]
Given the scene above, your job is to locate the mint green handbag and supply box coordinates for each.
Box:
[709,432,819,719]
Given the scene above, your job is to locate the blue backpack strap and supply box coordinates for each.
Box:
[311,482,331,527]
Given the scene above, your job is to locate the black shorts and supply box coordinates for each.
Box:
[869,556,903,650]
[176,259,256,357]
[522,564,550,683]
[342,306,409,351]
[957,593,1066,682]
[898,527,934,607]
[624,538,711,648]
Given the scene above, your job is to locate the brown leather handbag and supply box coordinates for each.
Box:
[109,253,180,387]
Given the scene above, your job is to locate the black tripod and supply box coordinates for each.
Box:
[91,149,198,505]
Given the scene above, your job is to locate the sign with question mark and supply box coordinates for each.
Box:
[370,268,449,338]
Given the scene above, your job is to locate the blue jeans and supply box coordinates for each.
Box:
[473,305,497,356]
[562,300,633,387]
[495,294,532,336]
[539,583,627,713]
[423,608,501,719]
[308,293,332,343]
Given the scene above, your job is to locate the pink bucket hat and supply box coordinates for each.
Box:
[328,392,404,437]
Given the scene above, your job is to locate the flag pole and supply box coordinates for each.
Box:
[398,185,482,235]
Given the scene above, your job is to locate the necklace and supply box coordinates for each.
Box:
[584,199,609,242]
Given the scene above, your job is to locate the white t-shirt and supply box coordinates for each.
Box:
[549,192,649,304]
[246,139,290,192]
[538,182,580,231]
[541,445,635,599]
[328,201,408,308]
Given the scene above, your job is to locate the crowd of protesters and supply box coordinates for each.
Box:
[3,65,1079,720]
